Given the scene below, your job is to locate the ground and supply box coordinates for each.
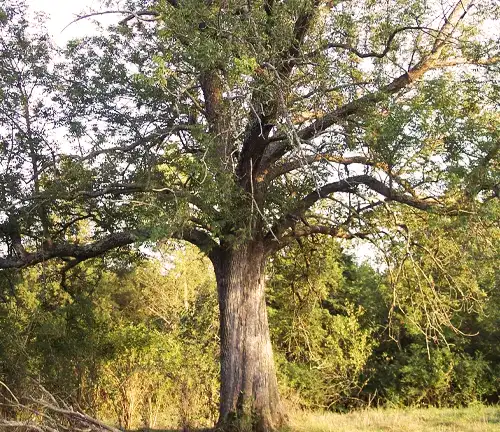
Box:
[287,405,500,432]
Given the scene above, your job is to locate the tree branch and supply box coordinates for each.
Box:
[62,10,161,32]
[0,224,218,270]
[265,174,440,247]
[262,154,386,182]
[308,26,428,60]
[236,1,320,186]
[200,70,231,163]
[0,420,48,432]
[68,126,189,162]
[34,400,123,432]
[175,227,219,253]
[286,225,371,240]
[260,0,475,170]
[0,230,147,269]
[433,56,500,67]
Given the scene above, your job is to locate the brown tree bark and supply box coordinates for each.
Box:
[211,240,285,432]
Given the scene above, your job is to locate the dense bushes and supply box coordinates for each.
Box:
[0,247,219,429]
[267,234,499,411]
[267,239,377,409]
[0,237,499,428]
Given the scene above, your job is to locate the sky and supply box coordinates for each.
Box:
[26,0,116,46]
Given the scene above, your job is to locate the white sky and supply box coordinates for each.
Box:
[26,0,116,46]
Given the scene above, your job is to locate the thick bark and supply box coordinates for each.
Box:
[212,241,285,432]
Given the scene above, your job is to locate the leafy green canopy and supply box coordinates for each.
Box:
[0,0,498,276]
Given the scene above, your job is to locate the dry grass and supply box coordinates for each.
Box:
[286,405,500,432]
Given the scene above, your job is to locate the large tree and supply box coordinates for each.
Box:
[0,0,498,430]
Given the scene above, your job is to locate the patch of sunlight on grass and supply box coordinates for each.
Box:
[286,405,500,432]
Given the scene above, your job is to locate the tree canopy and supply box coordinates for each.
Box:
[0,0,498,268]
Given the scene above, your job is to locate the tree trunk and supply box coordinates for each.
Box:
[212,240,285,432]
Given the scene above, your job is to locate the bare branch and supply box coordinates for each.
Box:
[0,381,121,432]
[33,399,123,432]
[308,26,429,60]
[0,420,48,432]
[61,10,161,32]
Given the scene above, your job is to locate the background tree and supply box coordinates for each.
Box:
[0,0,498,430]
[0,244,220,430]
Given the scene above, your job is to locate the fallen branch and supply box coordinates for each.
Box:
[0,382,123,432]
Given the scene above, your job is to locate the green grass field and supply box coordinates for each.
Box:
[287,405,500,432]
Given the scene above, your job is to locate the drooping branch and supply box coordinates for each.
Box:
[0,230,148,269]
[348,175,437,210]
[303,175,436,213]
[1,177,219,271]
[0,223,218,270]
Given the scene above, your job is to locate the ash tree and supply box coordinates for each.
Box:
[0,0,499,430]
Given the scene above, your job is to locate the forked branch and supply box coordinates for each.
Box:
[259,0,476,171]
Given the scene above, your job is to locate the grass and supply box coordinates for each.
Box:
[286,405,500,432]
